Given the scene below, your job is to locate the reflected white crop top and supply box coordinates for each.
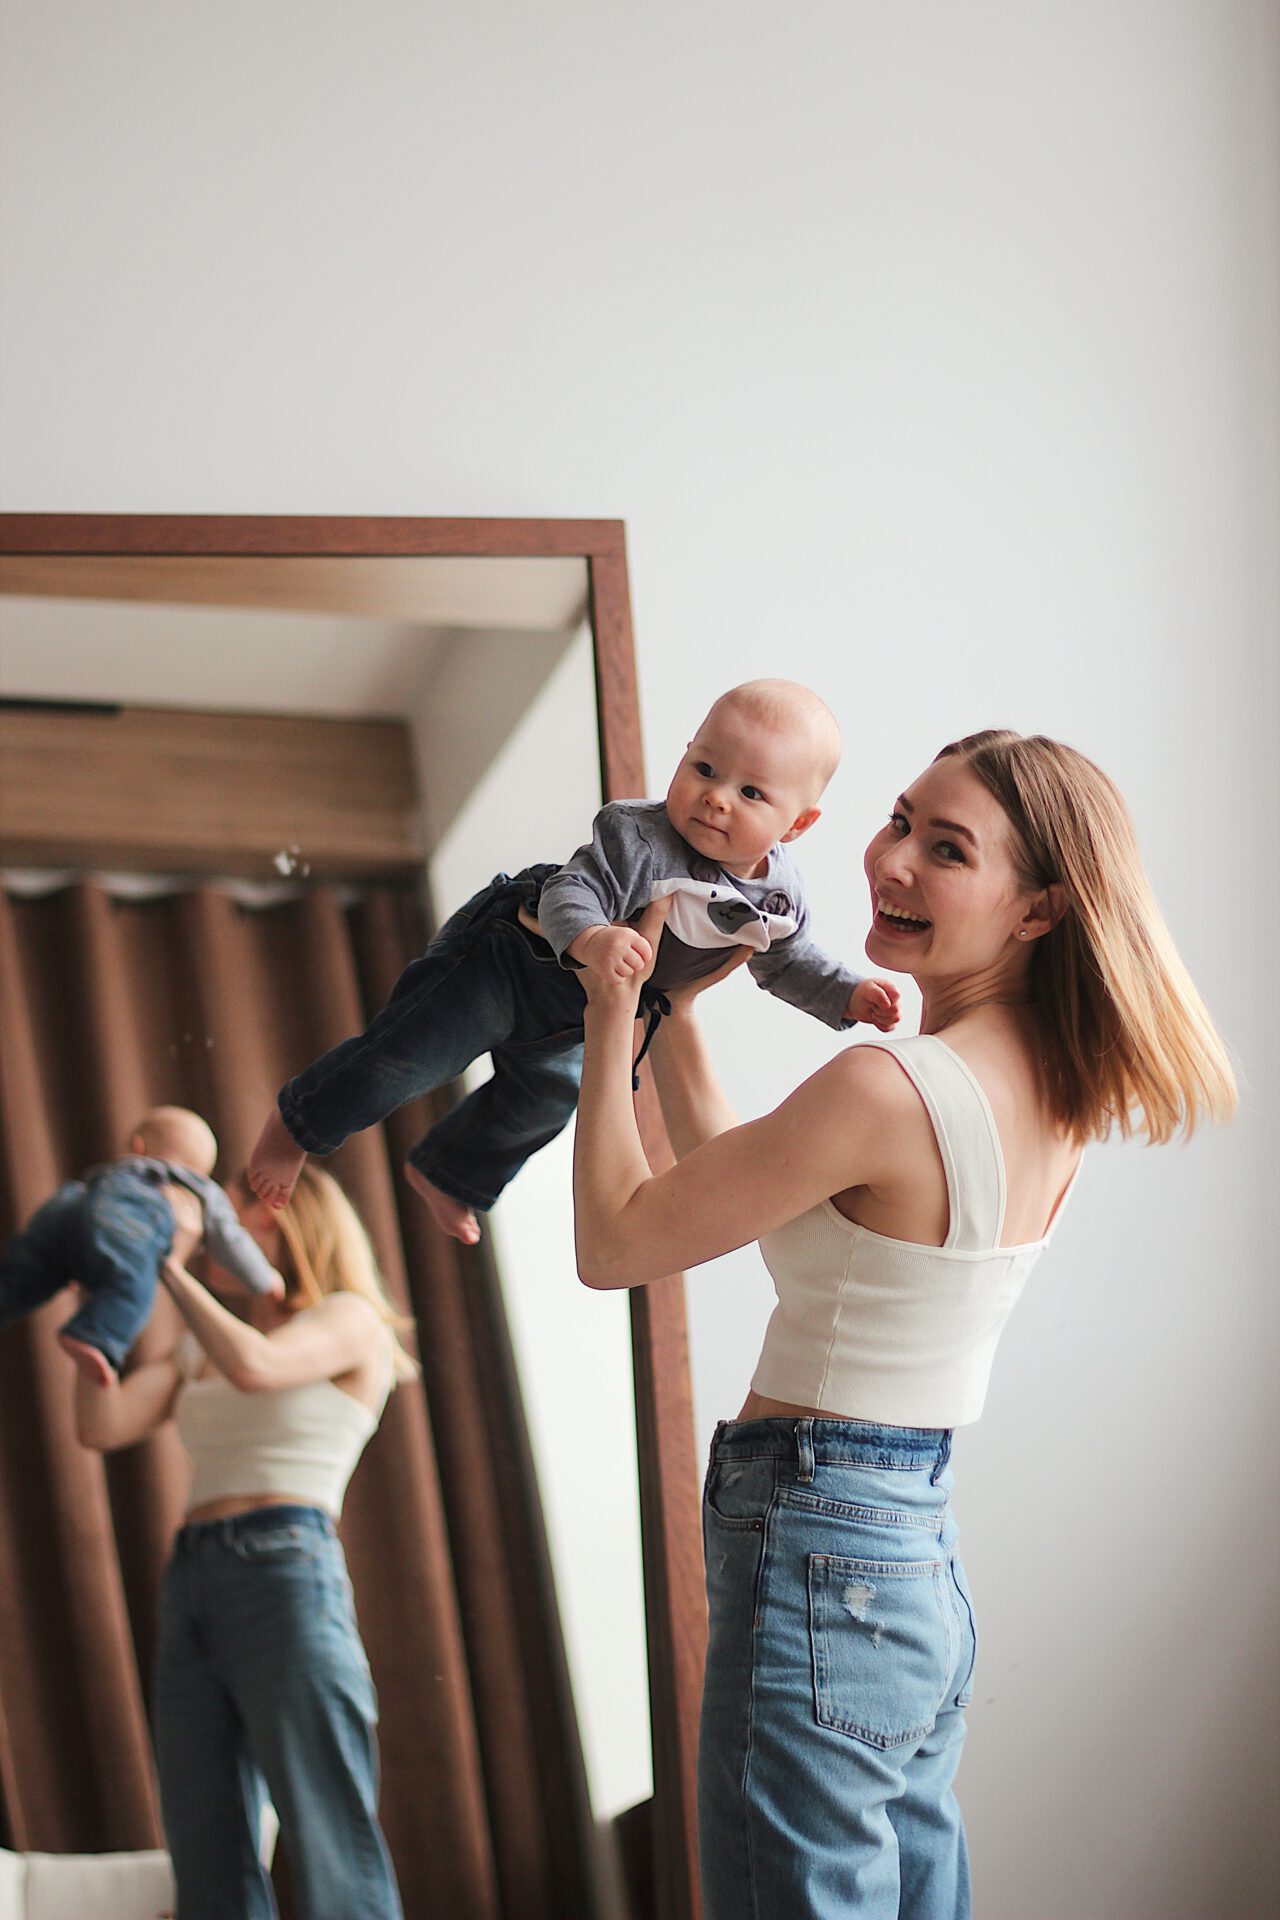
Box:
[750,1035,1078,1428]
[173,1312,391,1519]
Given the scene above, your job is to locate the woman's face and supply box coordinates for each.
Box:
[862,759,1034,981]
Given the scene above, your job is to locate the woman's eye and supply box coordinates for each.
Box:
[741,785,763,801]
[935,841,965,863]
[888,811,909,835]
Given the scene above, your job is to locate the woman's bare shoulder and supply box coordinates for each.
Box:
[281,1290,385,1357]
[815,1038,936,1115]
[779,1041,937,1188]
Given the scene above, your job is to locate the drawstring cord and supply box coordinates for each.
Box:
[631,991,672,1090]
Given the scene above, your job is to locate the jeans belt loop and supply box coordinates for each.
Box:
[930,1428,953,1486]
[796,1417,815,1484]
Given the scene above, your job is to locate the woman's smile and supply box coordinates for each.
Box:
[871,894,932,939]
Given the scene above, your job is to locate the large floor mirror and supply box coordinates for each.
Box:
[0,516,705,1920]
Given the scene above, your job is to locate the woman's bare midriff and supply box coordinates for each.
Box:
[185,1492,319,1524]
[736,1389,866,1422]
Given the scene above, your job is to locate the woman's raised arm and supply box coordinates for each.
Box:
[573,909,910,1288]
[75,1351,185,1452]
[158,1257,379,1391]
[647,949,752,1158]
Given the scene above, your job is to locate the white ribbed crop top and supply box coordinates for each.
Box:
[173,1314,391,1519]
[750,1034,1079,1428]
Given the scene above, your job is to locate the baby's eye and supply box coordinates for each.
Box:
[694,762,715,778]
[741,785,764,801]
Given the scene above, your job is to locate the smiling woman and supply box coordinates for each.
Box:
[569,725,1237,1920]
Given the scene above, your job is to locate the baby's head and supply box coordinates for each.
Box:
[666,680,842,878]
[129,1106,218,1177]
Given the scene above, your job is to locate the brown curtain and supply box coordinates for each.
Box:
[0,878,600,1919]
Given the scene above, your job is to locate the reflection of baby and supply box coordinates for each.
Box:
[0,1106,284,1387]
[248,680,900,1242]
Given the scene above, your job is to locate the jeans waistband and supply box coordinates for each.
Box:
[712,1416,953,1476]
[175,1504,334,1550]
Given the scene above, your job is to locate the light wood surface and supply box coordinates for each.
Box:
[0,704,421,879]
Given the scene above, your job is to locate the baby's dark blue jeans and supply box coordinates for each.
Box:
[277,870,589,1212]
[0,1165,176,1369]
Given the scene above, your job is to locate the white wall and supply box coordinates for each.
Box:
[2,3,1276,1915]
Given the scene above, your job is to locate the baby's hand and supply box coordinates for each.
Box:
[846,977,901,1032]
[570,923,654,984]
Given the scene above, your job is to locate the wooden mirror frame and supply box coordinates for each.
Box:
[0,513,706,1920]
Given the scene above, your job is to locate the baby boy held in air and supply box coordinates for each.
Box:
[248,680,901,1243]
[0,1105,284,1387]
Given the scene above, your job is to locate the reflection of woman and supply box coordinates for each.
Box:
[75,1163,416,1920]
[572,731,1236,1919]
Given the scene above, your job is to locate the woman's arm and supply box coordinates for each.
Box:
[574,922,912,1288]
[647,998,741,1158]
[75,1353,185,1452]
[158,1259,379,1392]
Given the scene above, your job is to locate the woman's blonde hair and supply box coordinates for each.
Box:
[241,1163,418,1382]
[936,730,1237,1145]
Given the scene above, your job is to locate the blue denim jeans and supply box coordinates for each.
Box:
[698,1418,976,1920]
[278,870,587,1211]
[0,1168,174,1370]
[153,1505,402,1920]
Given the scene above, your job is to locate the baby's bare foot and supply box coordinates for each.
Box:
[248,1108,306,1210]
[58,1330,118,1388]
[404,1162,481,1245]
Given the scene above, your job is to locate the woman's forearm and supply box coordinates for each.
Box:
[74,1354,182,1450]
[648,1008,739,1158]
[158,1259,273,1388]
[573,998,658,1287]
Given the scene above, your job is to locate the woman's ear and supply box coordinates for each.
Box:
[1019,884,1068,941]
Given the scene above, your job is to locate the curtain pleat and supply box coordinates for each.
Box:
[0,878,601,1919]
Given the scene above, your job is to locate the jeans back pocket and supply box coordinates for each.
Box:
[231,1523,322,1564]
[808,1551,951,1750]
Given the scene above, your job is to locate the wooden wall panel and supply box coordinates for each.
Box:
[0,705,421,879]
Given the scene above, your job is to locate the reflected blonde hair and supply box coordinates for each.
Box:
[240,1164,418,1382]
[936,730,1237,1145]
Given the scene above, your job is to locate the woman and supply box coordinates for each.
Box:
[74,1161,417,1920]
[572,730,1236,1919]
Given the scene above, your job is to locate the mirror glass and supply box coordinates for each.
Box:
[0,553,652,1864]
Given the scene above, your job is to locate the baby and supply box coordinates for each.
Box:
[248,680,899,1242]
[0,1105,284,1387]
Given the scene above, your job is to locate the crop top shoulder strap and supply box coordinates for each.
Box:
[861,1034,1007,1251]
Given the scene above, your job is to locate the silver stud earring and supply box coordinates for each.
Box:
[1018,929,1028,938]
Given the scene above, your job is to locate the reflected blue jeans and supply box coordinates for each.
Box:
[698,1419,976,1920]
[277,870,586,1211]
[0,1168,174,1370]
[154,1505,402,1920]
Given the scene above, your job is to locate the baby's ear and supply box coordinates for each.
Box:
[779,806,821,845]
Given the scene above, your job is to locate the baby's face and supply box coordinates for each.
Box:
[666,702,821,878]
